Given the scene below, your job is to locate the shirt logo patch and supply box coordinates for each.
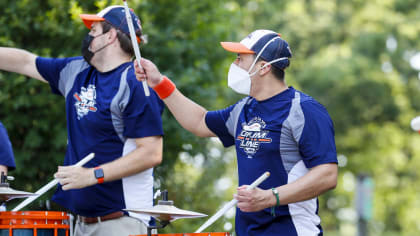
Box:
[236,117,272,158]
[73,84,97,120]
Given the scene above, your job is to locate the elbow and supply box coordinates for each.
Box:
[327,177,338,191]
[318,163,338,192]
[151,151,163,167]
[195,130,209,138]
[326,166,338,191]
[146,136,163,167]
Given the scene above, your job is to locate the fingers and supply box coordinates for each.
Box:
[133,58,163,87]
[55,167,71,190]
[54,166,68,179]
[234,186,254,203]
[136,71,147,82]
[237,185,249,191]
[58,178,71,190]
[61,182,73,191]
[234,193,250,202]
[139,58,152,69]
[54,166,85,191]
[134,59,147,82]
[237,202,252,212]
[134,60,144,73]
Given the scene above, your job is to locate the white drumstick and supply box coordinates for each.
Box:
[195,171,270,233]
[123,0,150,97]
[12,153,95,211]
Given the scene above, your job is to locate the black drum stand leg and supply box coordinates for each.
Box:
[147,220,170,236]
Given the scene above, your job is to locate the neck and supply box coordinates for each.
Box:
[250,74,288,101]
[91,43,132,73]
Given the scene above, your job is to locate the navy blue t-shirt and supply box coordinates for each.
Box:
[0,122,16,170]
[36,56,164,220]
[205,87,337,236]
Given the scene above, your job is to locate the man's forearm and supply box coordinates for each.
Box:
[101,137,163,182]
[163,89,215,137]
[273,163,338,206]
[0,47,46,82]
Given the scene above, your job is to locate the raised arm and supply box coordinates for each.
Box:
[135,59,215,138]
[0,47,46,82]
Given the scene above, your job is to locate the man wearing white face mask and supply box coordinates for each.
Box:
[135,29,338,236]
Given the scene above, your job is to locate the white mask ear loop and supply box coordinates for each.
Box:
[249,57,289,76]
[247,36,281,74]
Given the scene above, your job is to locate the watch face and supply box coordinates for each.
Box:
[94,168,104,179]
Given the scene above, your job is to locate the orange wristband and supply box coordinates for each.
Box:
[153,76,176,99]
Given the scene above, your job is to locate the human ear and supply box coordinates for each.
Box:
[259,62,271,76]
[107,28,118,42]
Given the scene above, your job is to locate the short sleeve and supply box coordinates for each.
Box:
[36,56,88,96]
[122,74,164,138]
[0,123,16,170]
[298,101,338,168]
[205,105,236,147]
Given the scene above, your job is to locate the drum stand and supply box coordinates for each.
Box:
[146,190,171,236]
[125,189,206,236]
[0,172,35,204]
[146,220,170,236]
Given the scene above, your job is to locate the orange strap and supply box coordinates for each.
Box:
[153,76,176,99]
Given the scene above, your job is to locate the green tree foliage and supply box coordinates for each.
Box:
[2,0,420,235]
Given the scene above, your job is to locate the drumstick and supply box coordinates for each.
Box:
[123,0,150,97]
[12,153,95,211]
[195,171,270,233]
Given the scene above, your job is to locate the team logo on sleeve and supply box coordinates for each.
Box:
[73,84,97,120]
[236,117,272,158]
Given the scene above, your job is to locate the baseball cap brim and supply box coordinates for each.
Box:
[80,14,105,29]
[220,42,254,54]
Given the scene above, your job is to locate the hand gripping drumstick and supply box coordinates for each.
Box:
[12,153,95,211]
[195,171,270,233]
[123,0,150,97]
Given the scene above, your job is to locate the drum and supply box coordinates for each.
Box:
[183,234,230,236]
[0,211,69,236]
[132,233,230,236]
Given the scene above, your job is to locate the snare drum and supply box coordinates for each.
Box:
[132,233,230,236]
[0,211,70,236]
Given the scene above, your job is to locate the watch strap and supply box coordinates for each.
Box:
[271,188,280,217]
[272,188,280,206]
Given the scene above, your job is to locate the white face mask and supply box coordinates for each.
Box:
[227,56,289,95]
[227,36,289,95]
[227,63,252,95]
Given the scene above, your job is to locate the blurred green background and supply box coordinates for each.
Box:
[1,0,420,235]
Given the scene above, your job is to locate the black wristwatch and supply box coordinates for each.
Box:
[94,167,104,184]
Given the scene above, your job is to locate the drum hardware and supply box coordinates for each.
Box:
[0,172,37,203]
[125,190,207,236]
[147,190,170,236]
